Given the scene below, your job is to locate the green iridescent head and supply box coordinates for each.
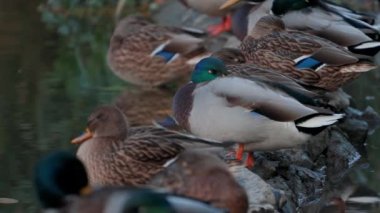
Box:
[34,151,88,208]
[272,0,316,15]
[191,57,228,83]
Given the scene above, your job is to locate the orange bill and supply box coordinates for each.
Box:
[80,185,93,196]
[71,128,93,144]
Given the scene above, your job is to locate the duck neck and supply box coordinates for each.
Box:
[173,82,196,131]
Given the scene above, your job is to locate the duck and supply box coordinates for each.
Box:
[150,150,249,213]
[172,57,344,168]
[71,105,229,187]
[107,15,210,87]
[221,0,380,56]
[240,15,377,91]
[178,0,233,36]
[211,48,352,110]
[34,151,225,213]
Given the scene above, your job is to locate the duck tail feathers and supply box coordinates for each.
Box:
[348,41,380,57]
[295,113,344,135]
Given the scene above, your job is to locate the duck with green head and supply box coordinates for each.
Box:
[34,151,225,213]
[107,15,210,87]
[172,57,344,168]
[221,0,380,55]
[240,15,377,91]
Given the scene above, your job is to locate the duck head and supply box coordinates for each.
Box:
[191,57,228,83]
[272,0,319,15]
[34,151,90,209]
[71,105,129,144]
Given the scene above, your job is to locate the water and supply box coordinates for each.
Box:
[0,0,379,212]
[0,0,127,211]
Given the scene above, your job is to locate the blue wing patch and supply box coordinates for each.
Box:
[295,57,323,70]
[154,50,177,63]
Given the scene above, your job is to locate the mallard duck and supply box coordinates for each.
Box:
[178,0,233,36]
[34,151,225,212]
[240,15,377,91]
[150,150,249,213]
[172,57,344,168]
[212,48,352,110]
[71,105,229,186]
[222,0,380,55]
[107,15,210,87]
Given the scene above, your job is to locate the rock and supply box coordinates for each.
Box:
[282,166,325,206]
[338,117,368,147]
[252,156,279,180]
[305,130,329,161]
[229,165,279,211]
[326,129,361,182]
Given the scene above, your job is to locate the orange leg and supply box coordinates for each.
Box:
[245,152,255,169]
[236,144,244,161]
[207,14,232,36]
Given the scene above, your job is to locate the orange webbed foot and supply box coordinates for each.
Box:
[207,15,232,36]
[245,152,255,169]
[236,144,244,161]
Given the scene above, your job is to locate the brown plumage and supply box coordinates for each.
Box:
[149,150,249,213]
[212,48,353,110]
[241,15,376,91]
[71,105,226,187]
[107,15,209,87]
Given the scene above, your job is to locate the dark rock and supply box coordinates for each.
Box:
[326,129,361,182]
[305,130,329,161]
[252,156,279,179]
[338,117,368,147]
[283,166,325,206]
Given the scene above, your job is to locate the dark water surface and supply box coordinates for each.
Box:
[0,0,379,212]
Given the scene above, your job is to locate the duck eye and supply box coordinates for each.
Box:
[208,69,217,75]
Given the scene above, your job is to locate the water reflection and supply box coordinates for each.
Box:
[0,0,125,212]
[0,0,379,212]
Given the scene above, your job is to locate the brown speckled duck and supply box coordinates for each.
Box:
[240,15,377,91]
[107,15,210,87]
[71,105,227,187]
[212,48,353,110]
[150,150,249,213]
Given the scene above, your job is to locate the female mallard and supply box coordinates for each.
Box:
[34,151,225,213]
[172,57,344,168]
[211,48,352,110]
[151,150,249,213]
[71,105,228,186]
[222,0,380,55]
[240,15,377,91]
[107,15,210,87]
